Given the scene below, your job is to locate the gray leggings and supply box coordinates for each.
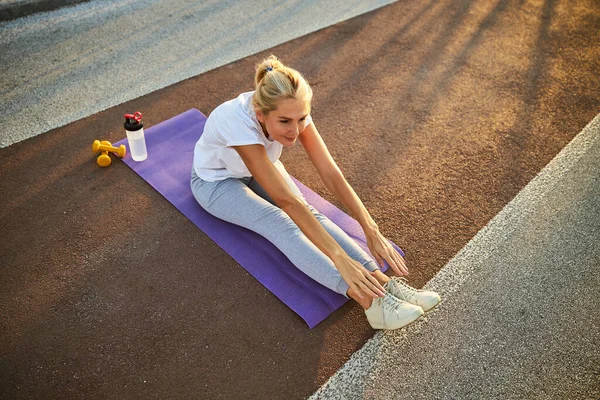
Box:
[190,161,379,297]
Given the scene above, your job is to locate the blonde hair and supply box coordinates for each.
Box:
[252,55,313,115]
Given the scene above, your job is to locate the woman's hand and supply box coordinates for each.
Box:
[333,253,386,300]
[366,229,409,276]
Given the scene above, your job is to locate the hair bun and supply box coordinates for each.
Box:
[255,55,284,86]
[252,54,313,114]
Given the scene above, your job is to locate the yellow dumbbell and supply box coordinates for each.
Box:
[92,140,126,167]
[92,140,126,157]
[97,152,112,167]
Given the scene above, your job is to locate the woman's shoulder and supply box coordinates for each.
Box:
[207,92,255,129]
[210,91,254,118]
[206,91,263,143]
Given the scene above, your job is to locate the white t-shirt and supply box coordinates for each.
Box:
[193,91,311,182]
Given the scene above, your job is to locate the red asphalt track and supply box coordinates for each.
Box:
[1,0,599,398]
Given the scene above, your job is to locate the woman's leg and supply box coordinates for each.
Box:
[300,205,393,308]
[250,161,384,274]
[246,162,392,304]
[307,205,382,274]
[190,169,349,295]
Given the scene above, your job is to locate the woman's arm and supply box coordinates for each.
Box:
[298,123,377,233]
[233,144,385,299]
[299,123,409,276]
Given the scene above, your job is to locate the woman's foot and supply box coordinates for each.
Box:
[365,292,424,330]
[385,277,441,312]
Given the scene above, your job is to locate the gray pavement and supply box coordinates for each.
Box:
[0,0,89,22]
[311,116,600,399]
[0,0,396,148]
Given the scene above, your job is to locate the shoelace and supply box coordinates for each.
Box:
[390,277,417,301]
[379,293,401,311]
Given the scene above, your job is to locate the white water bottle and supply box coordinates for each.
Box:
[124,111,147,161]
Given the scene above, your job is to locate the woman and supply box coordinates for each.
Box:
[191,55,440,330]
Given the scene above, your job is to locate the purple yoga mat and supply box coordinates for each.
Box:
[115,109,403,328]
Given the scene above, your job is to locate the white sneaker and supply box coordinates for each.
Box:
[365,292,424,330]
[385,277,441,312]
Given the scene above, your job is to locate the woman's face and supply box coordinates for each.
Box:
[255,97,311,147]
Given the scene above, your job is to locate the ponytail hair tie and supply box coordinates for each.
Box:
[266,66,273,72]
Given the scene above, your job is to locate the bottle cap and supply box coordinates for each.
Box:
[124,111,144,131]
